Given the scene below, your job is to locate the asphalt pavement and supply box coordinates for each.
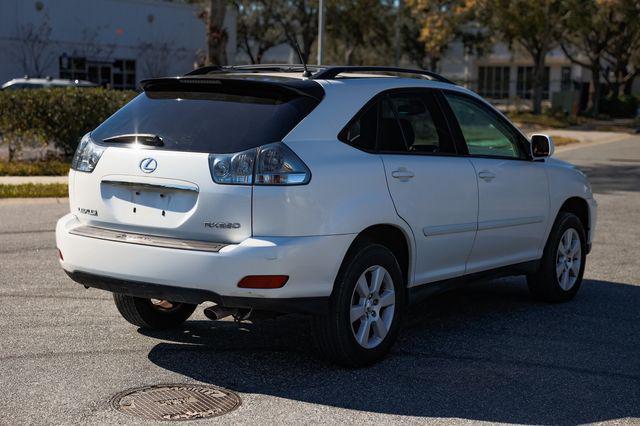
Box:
[0,136,639,425]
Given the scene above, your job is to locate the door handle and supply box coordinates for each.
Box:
[478,171,496,182]
[391,168,415,181]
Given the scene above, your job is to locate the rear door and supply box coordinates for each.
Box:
[72,79,320,244]
[376,90,479,284]
[442,91,549,272]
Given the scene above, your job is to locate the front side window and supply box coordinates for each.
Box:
[444,93,525,159]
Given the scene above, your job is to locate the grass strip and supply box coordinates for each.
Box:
[552,136,580,146]
[0,183,68,198]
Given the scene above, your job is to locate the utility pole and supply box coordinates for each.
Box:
[317,0,325,65]
[394,0,403,67]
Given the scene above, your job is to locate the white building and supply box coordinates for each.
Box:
[438,41,598,109]
[0,0,237,89]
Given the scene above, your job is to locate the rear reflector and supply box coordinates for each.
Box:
[237,275,289,289]
[57,248,64,261]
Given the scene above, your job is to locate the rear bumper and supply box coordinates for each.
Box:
[56,213,353,311]
[66,270,329,314]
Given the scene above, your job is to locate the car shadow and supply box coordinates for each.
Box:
[142,277,640,424]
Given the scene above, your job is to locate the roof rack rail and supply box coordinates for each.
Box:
[183,64,456,85]
[311,66,456,85]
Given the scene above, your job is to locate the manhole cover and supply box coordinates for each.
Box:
[111,384,241,421]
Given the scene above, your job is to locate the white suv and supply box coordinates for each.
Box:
[56,65,597,366]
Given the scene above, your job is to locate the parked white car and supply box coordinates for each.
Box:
[56,65,597,366]
[2,76,97,90]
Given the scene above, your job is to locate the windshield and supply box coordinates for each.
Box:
[91,83,321,154]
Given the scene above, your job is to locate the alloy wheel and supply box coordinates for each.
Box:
[556,228,582,291]
[349,265,396,349]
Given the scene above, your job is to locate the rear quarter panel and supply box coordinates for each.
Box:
[252,139,408,238]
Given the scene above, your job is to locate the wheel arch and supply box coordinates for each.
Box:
[341,224,413,289]
[558,196,590,238]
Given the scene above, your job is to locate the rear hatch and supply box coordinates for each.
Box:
[70,76,322,244]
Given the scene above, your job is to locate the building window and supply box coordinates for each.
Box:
[59,56,136,90]
[561,66,572,91]
[516,66,550,99]
[59,56,87,81]
[478,66,510,99]
[113,60,136,90]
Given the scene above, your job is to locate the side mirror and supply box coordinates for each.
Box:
[530,134,554,158]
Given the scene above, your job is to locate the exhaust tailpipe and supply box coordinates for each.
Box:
[203,305,236,321]
[203,305,252,321]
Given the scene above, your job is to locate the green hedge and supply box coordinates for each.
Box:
[0,160,69,176]
[0,88,136,158]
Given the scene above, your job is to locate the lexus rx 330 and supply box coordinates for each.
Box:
[56,65,597,366]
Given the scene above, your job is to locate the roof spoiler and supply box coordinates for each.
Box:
[139,76,324,101]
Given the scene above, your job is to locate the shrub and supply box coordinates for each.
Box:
[599,95,639,118]
[0,88,136,158]
[0,160,70,176]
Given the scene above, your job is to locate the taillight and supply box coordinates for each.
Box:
[255,143,311,185]
[208,148,255,184]
[71,133,106,173]
[208,142,310,186]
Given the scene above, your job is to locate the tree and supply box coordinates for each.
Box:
[603,0,640,97]
[405,0,478,71]
[272,0,318,64]
[325,0,394,65]
[139,39,187,78]
[10,13,55,77]
[477,0,569,114]
[560,0,616,115]
[198,0,229,65]
[236,0,285,64]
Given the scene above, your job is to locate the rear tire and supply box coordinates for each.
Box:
[527,212,586,302]
[313,243,405,367]
[113,294,196,329]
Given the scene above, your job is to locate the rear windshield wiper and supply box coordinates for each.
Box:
[103,133,164,147]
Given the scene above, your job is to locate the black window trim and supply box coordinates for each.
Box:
[439,89,534,162]
[337,87,464,158]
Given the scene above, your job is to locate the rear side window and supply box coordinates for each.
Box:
[385,93,454,154]
[340,89,455,155]
[91,82,321,154]
[342,103,377,151]
[379,98,406,152]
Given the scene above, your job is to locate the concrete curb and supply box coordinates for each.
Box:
[0,197,68,205]
[0,176,68,185]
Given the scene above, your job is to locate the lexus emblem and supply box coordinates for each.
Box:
[139,158,157,173]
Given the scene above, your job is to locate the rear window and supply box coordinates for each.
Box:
[91,81,321,154]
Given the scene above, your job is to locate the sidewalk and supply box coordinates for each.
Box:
[0,176,68,185]
[527,129,633,151]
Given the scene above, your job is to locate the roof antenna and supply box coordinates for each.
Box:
[292,38,312,78]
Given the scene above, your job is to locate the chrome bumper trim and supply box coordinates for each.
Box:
[101,179,199,193]
[69,225,227,253]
